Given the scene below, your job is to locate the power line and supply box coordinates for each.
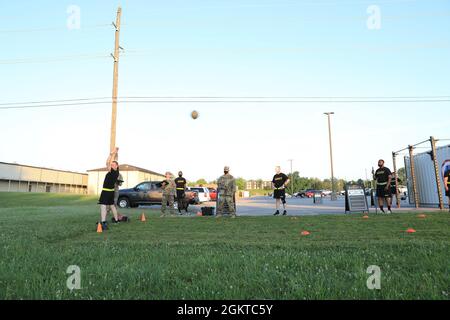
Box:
[0,97,110,106]
[119,41,450,58]
[0,54,110,65]
[0,23,112,34]
[1,39,448,65]
[2,95,450,106]
[119,95,450,99]
[1,98,449,110]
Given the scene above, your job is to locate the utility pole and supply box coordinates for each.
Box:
[430,136,444,210]
[110,6,122,153]
[392,152,400,208]
[288,159,293,196]
[324,112,337,201]
[408,145,419,209]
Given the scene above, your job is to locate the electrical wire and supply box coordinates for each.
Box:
[1,97,449,110]
[0,23,112,34]
[0,54,110,65]
[2,95,449,106]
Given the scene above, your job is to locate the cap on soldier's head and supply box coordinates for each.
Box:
[178,171,183,176]
[224,166,230,172]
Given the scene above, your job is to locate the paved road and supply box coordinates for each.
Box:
[187,196,438,216]
[139,196,442,216]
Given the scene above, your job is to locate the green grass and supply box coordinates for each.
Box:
[0,192,449,300]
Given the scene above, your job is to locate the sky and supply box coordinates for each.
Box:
[0,0,449,182]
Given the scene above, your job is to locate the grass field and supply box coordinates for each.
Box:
[0,192,448,300]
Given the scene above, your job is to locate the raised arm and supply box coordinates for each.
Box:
[106,147,119,171]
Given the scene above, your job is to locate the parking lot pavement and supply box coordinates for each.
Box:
[189,196,343,216]
[188,196,442,216]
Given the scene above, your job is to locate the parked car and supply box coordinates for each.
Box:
[294,191,305,198]
[117,181,197,209]
[208,188,217,201]
[304,190,322,198]
[296,189,319,198]
[186,186,211,203]
[321,190,332,196]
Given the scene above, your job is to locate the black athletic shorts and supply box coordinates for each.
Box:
[390,187,397,196]
[446,187,450,197]
[274,189,286,200]
[376,185,391,198]
[98,190,115,205]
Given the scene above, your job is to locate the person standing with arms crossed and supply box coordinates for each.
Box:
[216,166,237,218]
[272,166,290,216]
[373,159,393,214]
[98,147,120,230]
[160,172,176,217]
[174,171,188,214]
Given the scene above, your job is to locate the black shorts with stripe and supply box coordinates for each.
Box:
[376,185,391,198]
[274,189,286,200]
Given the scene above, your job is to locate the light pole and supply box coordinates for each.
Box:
[324,112,337,201]
[288,159,294,196]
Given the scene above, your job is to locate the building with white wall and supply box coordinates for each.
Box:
[0,162,88,194]
[87,164,165,195]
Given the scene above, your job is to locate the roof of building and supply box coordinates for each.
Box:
[87,164,165,177]
[0,161,88,176]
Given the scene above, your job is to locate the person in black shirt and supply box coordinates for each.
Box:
[98,147,120,230]
[174,171,188,214]
[444,169,450,212]
[372,159,392,214]
[272,166,290,216]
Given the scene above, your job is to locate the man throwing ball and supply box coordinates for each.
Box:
[272,166,290,216]
[98,147,120,230]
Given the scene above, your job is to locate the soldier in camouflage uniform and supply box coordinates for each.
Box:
[161,172,176,217]
[216,166,237,218]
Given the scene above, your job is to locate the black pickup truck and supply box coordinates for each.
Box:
[117,181,199,209]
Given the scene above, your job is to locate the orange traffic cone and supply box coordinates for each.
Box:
[96,222,103,233]
[301,231,311,236]
[196,212,203,217]
[418,214,427,219]
[140,213,146,222]
[406,228,416,234]
[363,215,369,219]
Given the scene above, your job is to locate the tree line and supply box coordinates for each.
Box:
[189,168,406,192]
